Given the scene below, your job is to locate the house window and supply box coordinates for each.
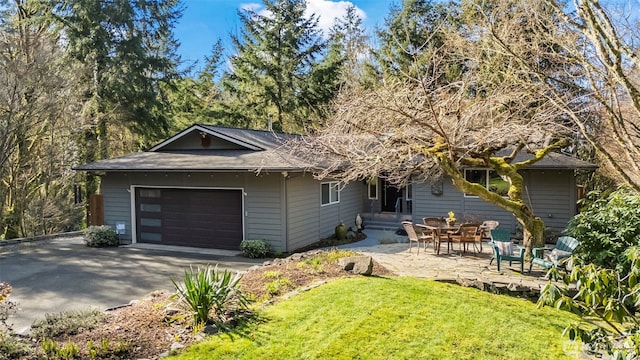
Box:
[368,177,378,200]
[405,184,413,201]
[321,181,340,205]
[464,169,509,197]
[488,171,510,196]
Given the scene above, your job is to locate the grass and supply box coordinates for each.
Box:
[169,277,579,359]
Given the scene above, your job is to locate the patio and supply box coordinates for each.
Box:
[339,229,557,299]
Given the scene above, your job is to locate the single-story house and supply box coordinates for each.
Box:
[75,124,596,251]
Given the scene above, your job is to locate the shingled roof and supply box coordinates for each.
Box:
[75,124,596,172]
[74,124,313,172]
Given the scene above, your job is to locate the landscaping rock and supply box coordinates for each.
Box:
[163,306,181,317]
[337,256,373,275]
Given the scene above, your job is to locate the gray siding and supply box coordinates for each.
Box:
[286,174,320,251]
[161,131,245,150]
[526,169,576,232]
[100,171,284,250]
[319,182,362,238]
[413,179,463,221]
[286,175,364,252]
[244,174,284,250]
[101,186,132,242]
[412,169,577,234]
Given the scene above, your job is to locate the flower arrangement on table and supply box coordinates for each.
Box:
[445,211,456,226]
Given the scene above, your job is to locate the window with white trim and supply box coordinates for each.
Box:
[464,169,509,197]
[368,177,378,200]
[406,184,413,201]
[321,181,340,205]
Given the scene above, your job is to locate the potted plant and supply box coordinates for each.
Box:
[335,221,347,241]
[446,211,456,227]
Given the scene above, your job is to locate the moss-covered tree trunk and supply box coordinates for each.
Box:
[430,143,559,258]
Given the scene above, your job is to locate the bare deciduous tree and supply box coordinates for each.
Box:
[0,1,82,238]
[481,0,640,190]
[288,0,578,253]
[290,77,574,253]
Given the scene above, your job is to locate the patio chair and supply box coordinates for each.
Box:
[489,228,525,272]
[422,217,442,227]
[480,220,499,242]
[447,224,481,254]
[529,236,579,273]
[419,224,449,254]
[402,221,435,254]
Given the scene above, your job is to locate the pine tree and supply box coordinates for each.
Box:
[164,39,227,129]
[368,0,454,82]
[222,0,340,133]
[52,0,184,194]
[327,5,369,90]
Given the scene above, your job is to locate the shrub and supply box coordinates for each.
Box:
[566,187,640,271]
[31,309,104,339]
[83,226,119,247]
[0,282,30,360]
[379,231,400,244]
[263,271,280,279]
[172,265,251,326]
[265,278,293,296]
[297,257,324,273]
[538,247,640,358]
[240,239,271,258]
[324,249,358,262]
[0,332,31,360]
[87,338,132,359]
[40,339,81,360]
[0,282,16,332]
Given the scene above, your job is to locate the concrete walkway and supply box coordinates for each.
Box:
[339,229,555,294]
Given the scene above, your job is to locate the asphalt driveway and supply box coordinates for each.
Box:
[0,236,263,334]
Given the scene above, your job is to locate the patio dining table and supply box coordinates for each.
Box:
[416,223,458,254]
[418,223,488,255]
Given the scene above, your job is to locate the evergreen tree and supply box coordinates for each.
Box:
[327,5,369,89]
[222,0,340,133]
[165,39,227,129]
[368,0,455,83]
[51,0,184,194]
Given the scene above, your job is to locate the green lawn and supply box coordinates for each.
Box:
[170,277,578,360]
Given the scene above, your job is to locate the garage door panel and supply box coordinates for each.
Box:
[136,188,243,249]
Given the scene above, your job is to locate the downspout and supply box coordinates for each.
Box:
[281,171,288,253]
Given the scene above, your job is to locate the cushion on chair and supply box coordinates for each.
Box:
[546,248,572,263]
[493,241,513,256]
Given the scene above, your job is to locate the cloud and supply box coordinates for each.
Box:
[306,0,366,36]
[238,0,366,37]
[239,3,263,12]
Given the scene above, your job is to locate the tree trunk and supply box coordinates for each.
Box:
[518,215,545,260]
[438,153,546,259]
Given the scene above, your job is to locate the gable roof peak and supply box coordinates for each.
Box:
[149,124,299,152]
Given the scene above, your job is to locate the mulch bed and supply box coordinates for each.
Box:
[11,249,395,359]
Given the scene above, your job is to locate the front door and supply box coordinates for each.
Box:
[382,180,402,212]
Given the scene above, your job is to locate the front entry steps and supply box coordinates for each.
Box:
[362,213,411,232]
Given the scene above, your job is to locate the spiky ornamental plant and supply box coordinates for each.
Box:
[172,265,251,326]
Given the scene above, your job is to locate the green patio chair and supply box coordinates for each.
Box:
[489,228,525,272]
[529,236,579,273]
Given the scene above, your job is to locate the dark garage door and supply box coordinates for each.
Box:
[135,188,243,249]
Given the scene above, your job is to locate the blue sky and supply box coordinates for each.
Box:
[175,0,392,71]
